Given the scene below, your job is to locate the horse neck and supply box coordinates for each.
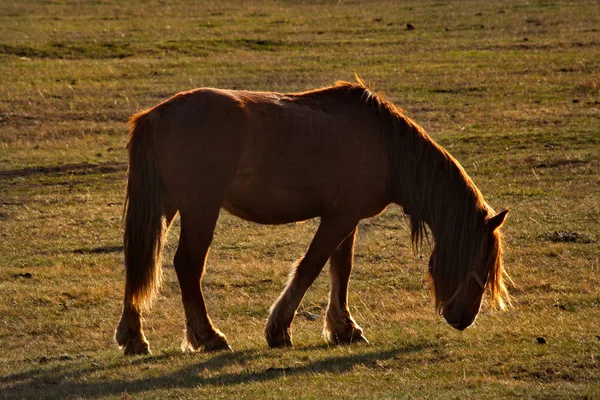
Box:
[389,121,487,239]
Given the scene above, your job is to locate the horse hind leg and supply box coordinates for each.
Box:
[324,227,368,344]
[265,217,359,348]
[175,208,231,352]
[115,203,178,355]
[115,302,151,355]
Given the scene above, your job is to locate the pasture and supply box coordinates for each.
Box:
[1,0,599,398]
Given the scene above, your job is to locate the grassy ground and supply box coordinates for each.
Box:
[1,0,599,398]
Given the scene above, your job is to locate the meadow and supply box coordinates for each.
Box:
[1,0,599,398]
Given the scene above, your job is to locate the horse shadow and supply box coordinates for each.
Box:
[0,343,431,398]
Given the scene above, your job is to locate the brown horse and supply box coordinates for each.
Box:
[115,79,510,355]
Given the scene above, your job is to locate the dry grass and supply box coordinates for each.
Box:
[1,0,599,398]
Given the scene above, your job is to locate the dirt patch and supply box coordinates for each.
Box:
[0,113,38,126]
[534,158,588,169]
[540,231,596,244]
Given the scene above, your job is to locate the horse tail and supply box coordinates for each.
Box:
[123,109,165,309]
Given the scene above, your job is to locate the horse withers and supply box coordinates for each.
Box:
[115,79,510,355]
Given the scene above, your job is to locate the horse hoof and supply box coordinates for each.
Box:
[116,328,151,355]
[351,333,369,344]
[204,333,233,352]
[265,323,293,348]
[327,329,368,345]
[268,340,293,348]
[267,335,293,348]
[206,343,233,353]
[123,340,151,356]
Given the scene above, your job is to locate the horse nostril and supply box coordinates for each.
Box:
[451,320,468,331]
[444,306,471,331]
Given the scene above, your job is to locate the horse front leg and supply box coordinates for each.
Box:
[265,217,359,348]
[324,227,368,344]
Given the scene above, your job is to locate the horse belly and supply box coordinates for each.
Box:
[223,152,389,225]
[223,173,324,224]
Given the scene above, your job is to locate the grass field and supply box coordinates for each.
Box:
[1,0,599,398]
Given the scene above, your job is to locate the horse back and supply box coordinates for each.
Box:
[147,87,391,223]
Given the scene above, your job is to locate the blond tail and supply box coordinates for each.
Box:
[123,109,165,309]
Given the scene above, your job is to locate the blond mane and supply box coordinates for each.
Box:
[331,78,510,310]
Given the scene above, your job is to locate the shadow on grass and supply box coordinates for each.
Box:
[0,161,126,180]
[0,343,431,398]
[72,245,123,254]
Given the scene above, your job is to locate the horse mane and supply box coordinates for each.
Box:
[328,78,510,310]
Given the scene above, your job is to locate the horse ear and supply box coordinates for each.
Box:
[486,209,509,231]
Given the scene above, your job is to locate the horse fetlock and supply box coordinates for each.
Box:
[115,319,151,355]
[114,322,128,347]
[181,327,202,352]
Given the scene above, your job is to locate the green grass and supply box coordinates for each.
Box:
[1,0,599,398]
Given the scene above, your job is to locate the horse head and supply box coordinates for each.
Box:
[429,210,510,330]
